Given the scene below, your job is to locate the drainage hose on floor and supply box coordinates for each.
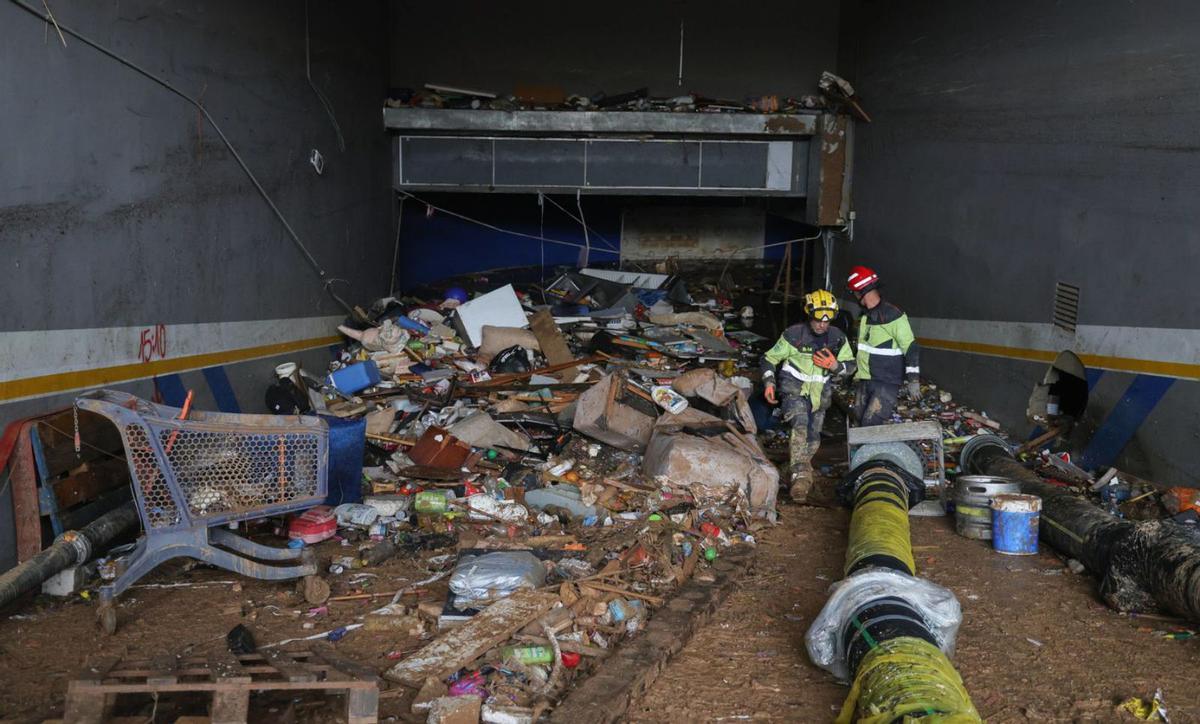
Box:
[0,503,138,610]
[810,460,981,723]
[961,434,1200,622]
[837,637,978,724]
[843,464,918,577]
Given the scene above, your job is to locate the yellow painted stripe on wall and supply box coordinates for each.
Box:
[919,337,1200,380]
[0,335,342,402]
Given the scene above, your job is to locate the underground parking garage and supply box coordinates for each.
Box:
[2,1,1199,721]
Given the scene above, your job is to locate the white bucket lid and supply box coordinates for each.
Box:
[275,362,298,378]
[991,493,1042,512]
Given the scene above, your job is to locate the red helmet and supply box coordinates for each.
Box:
[847,265,880,293]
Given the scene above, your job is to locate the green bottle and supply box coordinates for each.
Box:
[500,645,554,665]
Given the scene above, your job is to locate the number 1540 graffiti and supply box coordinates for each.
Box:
[138,324,167,363]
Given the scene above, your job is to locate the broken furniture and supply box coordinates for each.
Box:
[64,648,377,724]
[572,372,657,453]
[76,390,328,633]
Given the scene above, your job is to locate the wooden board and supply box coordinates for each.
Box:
[64,649,376,724]
[384,590,558,687]
[529,309,579,382]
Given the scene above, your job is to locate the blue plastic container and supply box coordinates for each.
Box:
[319,414,366,506]
[991,493,1041,555]
[327,359,381,394]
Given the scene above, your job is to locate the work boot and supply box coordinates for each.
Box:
[789,472,813,503]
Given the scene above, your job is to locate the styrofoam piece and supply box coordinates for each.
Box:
[580,268,670,289]
[452,284,528,347]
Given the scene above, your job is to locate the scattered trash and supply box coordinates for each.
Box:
[1120,689,1170,722]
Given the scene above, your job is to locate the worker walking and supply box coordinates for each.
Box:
[846,265,921,426]
[762,290,856,502]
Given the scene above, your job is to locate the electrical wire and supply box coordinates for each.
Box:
[575,189,591,267]
[396,190,620,255]
[389,196,405,297]
[7,0,353,315]
[538,193,618,252]
[304,0,345,152]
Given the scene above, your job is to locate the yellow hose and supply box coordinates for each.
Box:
[835,636,981,724]
[844,484,917,576]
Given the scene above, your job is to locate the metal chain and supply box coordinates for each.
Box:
[73,403,81,455]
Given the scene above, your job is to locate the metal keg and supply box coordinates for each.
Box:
[953,475,1020,540]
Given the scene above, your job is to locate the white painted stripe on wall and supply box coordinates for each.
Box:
[0,316,344,383]
[911,317,1200,367]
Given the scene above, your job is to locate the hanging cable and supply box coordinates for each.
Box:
[389,196,405,297]
[304,0,346,152]
[7,0,353,315]
[540,193,619,252]
[396,190,620,255]
[537,192,547,300]
[575,189,592,267]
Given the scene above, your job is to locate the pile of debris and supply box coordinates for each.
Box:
[385,70,868,120]
[260,268,775,718]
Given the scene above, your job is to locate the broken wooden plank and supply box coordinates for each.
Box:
[529,309,579,382]
[384,590,558,687]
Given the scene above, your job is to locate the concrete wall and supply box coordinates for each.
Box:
[390,0,840,99]
[0,0,394,562]
[1,0,393,415]
[840,0,1200,485]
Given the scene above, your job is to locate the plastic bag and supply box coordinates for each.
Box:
[464,493,529,523]
[449,551,547,607]
[805,568,962,682]
[332,503,380,528]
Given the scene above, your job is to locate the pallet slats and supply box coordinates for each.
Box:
[63,649,376,724]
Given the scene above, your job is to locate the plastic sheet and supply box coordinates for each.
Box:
[806,569,962,682]
[835,636,980,724]
[449,551,547,608]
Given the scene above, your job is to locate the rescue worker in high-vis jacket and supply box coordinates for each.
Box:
[762,290,856,502]
[846,265,921,426]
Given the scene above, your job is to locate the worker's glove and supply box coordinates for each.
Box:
[764,383,778,405]
[906,380,921,401]
[812,348,839,371]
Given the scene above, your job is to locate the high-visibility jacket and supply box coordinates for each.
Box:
[761,323,856,410]
[853,300,920,386]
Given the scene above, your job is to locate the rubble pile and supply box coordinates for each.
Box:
[268,268,775,717]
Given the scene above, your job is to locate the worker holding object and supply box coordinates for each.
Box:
[762,290,855,502]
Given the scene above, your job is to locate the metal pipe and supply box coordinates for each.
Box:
[0,504,138,610]
[961,434,1200,622]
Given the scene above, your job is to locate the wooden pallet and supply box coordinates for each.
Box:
[63,648,377,724]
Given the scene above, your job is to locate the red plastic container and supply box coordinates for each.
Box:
[288,505,337,544]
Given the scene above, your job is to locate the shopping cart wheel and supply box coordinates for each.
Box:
[98,603,117,635]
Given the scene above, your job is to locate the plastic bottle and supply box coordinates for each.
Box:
[500,645,554,665]
[414,490,449,513]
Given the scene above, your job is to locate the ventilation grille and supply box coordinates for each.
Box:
[1053,282,1080,333]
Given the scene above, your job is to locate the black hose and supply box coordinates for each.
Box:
[962,435,1200,621]
[0,504,139,610]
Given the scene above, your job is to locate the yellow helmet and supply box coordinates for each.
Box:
[804,289,839,322]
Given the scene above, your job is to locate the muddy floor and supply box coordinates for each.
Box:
[0,541,445,722]
[632,478,1200,723]
[3,487,1200,722]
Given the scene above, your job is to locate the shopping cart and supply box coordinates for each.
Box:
[76,390,328,633]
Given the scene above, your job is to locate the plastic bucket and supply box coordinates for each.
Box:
[991,493,1041,555]
[953,476,1019,540]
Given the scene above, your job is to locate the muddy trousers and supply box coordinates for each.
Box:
[854,379,900,427]
[780,377,830,502]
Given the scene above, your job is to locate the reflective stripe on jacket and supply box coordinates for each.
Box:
[854,300,920,385]
[762,323,855,410]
